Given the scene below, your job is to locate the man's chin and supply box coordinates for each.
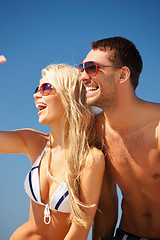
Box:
[86,97,98,106]
[86,85,102,104]
[86,90,100,105]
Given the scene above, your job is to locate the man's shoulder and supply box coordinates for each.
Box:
[148,102,160,126]
[140,101,160,125]
[145,102,160,150]
[146,101,160,112]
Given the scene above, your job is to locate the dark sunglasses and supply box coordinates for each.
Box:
[34,83,56,96]
[78,61,122,77]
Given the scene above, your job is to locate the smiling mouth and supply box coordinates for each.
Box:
[84,80,99,96]
[36,103,47,113]
[86,86,99,92]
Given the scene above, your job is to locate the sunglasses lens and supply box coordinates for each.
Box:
[79,63,84,72]
[34,86,39,94]
[40,83,52,96]
[34,83,56,96]
[85,62,97,76]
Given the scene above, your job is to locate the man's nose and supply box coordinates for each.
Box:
[79,69,90,81]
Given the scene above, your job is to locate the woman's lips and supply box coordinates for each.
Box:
[35,102,47,115]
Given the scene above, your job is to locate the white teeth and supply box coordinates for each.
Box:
[36,103,46,107]
[86,86,98,91]
[36,103,47,111]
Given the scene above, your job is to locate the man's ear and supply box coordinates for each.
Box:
[119,66,130,83]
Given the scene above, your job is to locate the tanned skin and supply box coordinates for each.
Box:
[80,48,160,239]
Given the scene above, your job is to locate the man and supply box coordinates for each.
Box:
[79,37,160,239]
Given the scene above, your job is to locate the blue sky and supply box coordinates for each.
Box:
[0,0,160,239]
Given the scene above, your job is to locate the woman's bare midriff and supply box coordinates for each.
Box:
[10,201,71,240]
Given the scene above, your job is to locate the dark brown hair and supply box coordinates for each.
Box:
[92,37,143,89]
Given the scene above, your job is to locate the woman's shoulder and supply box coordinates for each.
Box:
[81,147,105,189]
[19,129,49,162]
[86,147,105,170]
[19,128,49,140]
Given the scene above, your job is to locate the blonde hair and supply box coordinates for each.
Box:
[41,64,95,227]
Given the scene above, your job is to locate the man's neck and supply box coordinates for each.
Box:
[103,94,143,132]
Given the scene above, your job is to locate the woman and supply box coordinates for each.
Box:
[0,58,105,240]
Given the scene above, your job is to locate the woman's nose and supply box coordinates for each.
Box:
[33,91,42,101]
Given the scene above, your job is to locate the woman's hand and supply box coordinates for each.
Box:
[0,55,7,63]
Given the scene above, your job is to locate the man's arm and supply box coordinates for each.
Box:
[92,168,118,240]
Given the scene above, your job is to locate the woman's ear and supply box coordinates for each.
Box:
[119,66,130,84]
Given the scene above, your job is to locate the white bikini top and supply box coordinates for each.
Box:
[24,146,71,224]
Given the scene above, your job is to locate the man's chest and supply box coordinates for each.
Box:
[103,127,160,181]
